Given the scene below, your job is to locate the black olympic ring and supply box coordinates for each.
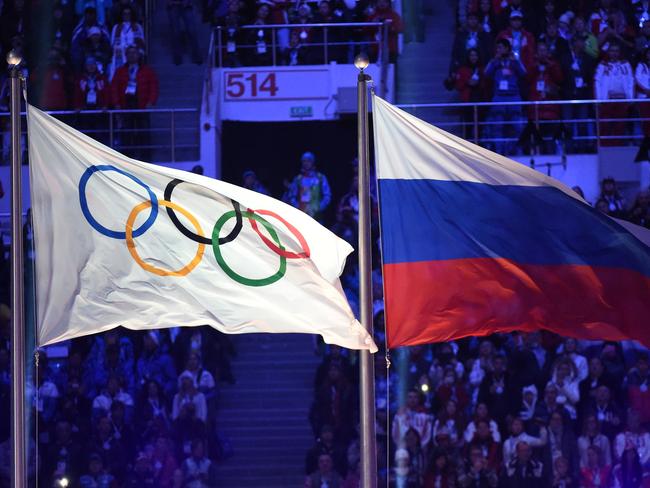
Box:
[164,178,243,245]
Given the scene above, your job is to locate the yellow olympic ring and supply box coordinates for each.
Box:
[126,199,205,277]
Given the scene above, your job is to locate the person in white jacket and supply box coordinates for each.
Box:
[502,417,547,464]
[594,42,634,145]
[635,47,650,138]
[547,357,580,419]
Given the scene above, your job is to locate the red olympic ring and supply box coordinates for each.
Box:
[247,208,311,259]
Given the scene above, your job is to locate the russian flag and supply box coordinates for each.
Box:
[373,96,650,349]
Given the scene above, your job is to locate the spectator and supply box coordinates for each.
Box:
[502,441,544,487]
[181,438,217,487]
[172,371,207,423]
[524,42,563,153]
[574,16,600,59]
[484,38,526,155]
[242,170,269,195]
[180,352,216,408]
[562,34,597,151]
[478,353,514,426]
[502,417,547,465]
[455,48,489,140]
[596,10,635,60]
[496,10,536,69]
[532,0,559,39]
[495,0,531,33]
[540,20,570,66]
[135,332,176,398]
[149,435,178,488]
[79,453,117,488]
[305,424,347,477]
[594,42,634,146]
[432,399,464,450]
[109,5,145,79]
[71,6,110,72]
[464,402,501,444]
[87,416,127,481]
[613,410,650,466]
[625,352,650,424]
[544,410,579,480]
[422,450,455,488]
[466,419,502,471]
[391,389,433,451]
[477,0,497,36]
[73,56,110,109]
[636,47,650,145]
[552,456,576,488]
[578,414,613,468]
[598,177,626,218]
[518,384,538,423]
[635,19,650,55]
[167,0,202,65]
[627,190,650,228]
[247,3,274,66]
[611,445,644,488]
[546,357,580,419]
[306,452,342,488]
[451,11,493,73]
[365,0,404,64]
[124,452,155,487]
[111,45,159,159]
[580,445,611,488]
[82,26,113,76]
[36,48,70,110]
[288,151,332,222]
[587,385,623,440]
[43,420,83,485]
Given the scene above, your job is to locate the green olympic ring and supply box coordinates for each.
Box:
[212,210,287,286]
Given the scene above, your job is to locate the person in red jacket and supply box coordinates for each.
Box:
[366,0,404,63]
[111,45,159,159]
[526,42,563,153]
[496,10,535,70]
[73,56,110,144]
[73,56,109,110]
[455,48,488,140]
[37,48,70,110]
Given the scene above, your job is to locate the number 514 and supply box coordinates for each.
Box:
[225,73,278,98]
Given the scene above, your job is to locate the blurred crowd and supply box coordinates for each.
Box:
[0,322,237,487]
[448,0,650,154]
[211,0,403,66]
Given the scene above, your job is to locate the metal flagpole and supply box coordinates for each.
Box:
[7,50,27,488]
[355,53,378,488]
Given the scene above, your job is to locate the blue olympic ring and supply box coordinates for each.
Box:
[79,165,158,239]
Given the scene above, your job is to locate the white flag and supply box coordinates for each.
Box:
[28,105,376,352]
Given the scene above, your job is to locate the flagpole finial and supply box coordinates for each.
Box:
[354,52,370,71]
[6,50,22,68]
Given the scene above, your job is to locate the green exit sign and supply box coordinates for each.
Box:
[290,106,313,118]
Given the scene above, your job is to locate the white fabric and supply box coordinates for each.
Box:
[372,95,650,248]
[373,96,580,197]
[28,105,376,352]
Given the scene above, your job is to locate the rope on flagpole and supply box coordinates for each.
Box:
[385,349,391,488]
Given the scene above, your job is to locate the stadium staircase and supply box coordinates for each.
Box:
[397,0,456,104]
[146,0,211,161]
[213,333,321,487]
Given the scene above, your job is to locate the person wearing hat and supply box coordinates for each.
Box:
[81,25,112,75]
[496,9,536,70]
[71,5,110,71]
[288,151,332,222]
[495,0,530,33]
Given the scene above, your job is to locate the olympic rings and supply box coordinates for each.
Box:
[79,165,158,239]
[126,199,206,277]
[247,208,311,259]
[212,210,287,287]
[164,178,243,245]
[78,166,311,286]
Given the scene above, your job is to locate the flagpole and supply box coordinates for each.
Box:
[8,50,27,488]
[355,53,378,488]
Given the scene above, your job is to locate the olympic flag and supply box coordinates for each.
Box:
[27,105,377,352]
[373,96,650,348]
